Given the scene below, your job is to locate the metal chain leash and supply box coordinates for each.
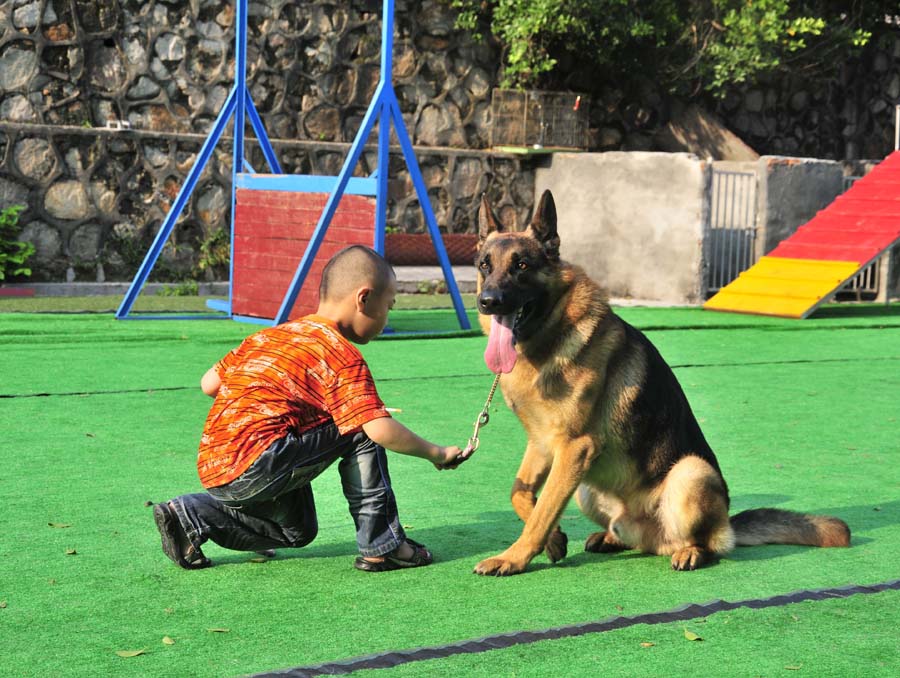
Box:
[464,373,502,455]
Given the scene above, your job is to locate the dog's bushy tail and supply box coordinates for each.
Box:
[731,508,850,548]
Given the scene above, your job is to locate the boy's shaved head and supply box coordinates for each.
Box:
[319,245,395,302]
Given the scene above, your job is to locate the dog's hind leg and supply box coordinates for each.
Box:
[656,455,733,570]
[575,484,629,553]
[510,442,568,562]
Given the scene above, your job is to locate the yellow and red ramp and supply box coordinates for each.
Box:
[705,151,900,318]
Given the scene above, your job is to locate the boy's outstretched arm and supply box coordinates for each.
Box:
[362,417,464,470]
[200,366,221,397]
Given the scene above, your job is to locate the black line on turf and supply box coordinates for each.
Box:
[637,323,900,333]
[669,355,900,370]
[251,579,900,677]
[0,386,193,399]
[4,355,900,399]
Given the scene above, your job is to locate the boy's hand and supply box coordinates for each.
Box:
[362,418,470,469]
[434,445,468,470]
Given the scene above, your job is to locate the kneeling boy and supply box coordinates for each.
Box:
[153,245,463,572]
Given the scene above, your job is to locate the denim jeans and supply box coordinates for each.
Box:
[169,423,406,558]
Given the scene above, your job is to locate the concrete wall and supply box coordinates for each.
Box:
[755,155,899,301]
[534,152,710,303]
[755,156,844,258]
[534,151,898,305]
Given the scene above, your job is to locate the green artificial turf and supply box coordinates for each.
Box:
[2,305,899,677]
[344,590,900,678]
[0,295,230,314]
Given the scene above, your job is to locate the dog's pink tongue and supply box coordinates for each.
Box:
[485,314,517,374]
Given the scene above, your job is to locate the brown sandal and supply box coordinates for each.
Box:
[354,539,433,572]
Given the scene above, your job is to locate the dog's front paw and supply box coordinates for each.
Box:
[544,529,568,563]
[473,555,526,576]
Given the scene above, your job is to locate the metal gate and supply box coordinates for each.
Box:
[707,169,758,294]
[836,175,880,299]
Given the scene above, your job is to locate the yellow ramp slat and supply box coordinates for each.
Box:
[722,275,844,299]
[704,291,814,318]
[745,257,861,281]
[704,257,861,318]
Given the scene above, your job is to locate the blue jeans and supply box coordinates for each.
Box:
[169,423,406,558]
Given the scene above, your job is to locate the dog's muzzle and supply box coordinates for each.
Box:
[477,289,510,315]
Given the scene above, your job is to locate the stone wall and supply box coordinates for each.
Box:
[4,0,900,284]
[710,29,900,162]
[0,0,498,142]
[558,26,900,162]
[0,0,535,282]
[0,121,534,282]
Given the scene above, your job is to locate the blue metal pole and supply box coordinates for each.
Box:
[233,0,248,174]
[374,0,394,253]
[116,87,238,319]
[381,0,394,80]
[273,0,469,330]
[245,90,283,174]
[387,91,471,330]
[374,104,390,254]
[229,0,249,317]
[273,81,388,324]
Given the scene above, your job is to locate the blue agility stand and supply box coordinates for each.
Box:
[116,0,470,331]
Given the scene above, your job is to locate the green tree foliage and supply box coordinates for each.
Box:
[447,1,884,94]
[0,205,34,282]
[194,226,231,280]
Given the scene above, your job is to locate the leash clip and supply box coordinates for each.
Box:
[464,373,501,455]
[466,410,490,454]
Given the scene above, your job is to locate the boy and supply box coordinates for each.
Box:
[153,245,465,572]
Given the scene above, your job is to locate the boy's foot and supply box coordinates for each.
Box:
[153,502,212,569]
[354,539,433,572]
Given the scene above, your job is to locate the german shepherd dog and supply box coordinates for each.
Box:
[473,190,850,576]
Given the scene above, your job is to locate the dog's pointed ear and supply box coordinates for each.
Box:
[478,194,504,243]
[529,190,560,261]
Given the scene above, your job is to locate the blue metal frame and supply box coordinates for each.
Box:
[117,0,470,331]
[116,0,280,320]
[234,174,377,196]
[274,0,469,327]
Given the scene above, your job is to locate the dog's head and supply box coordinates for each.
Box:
[476,190,561,371]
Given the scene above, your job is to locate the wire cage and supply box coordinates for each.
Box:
[490,89,590,151]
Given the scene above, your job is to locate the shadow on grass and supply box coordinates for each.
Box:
[205,498,895,570]
[815,499,899,535]
[207,510,525,568]
[730,493,793,510]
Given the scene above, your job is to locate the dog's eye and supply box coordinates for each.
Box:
[517,261,528,271]
[479,260,490,271]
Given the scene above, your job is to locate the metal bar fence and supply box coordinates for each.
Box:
[837,175,880,298]
[707,170,758,294]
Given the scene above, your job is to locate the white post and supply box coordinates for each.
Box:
[895,105,899,151]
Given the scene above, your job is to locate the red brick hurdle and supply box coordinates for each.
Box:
[232,188,376,320]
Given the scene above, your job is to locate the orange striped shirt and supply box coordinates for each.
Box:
[197,315,389,488]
